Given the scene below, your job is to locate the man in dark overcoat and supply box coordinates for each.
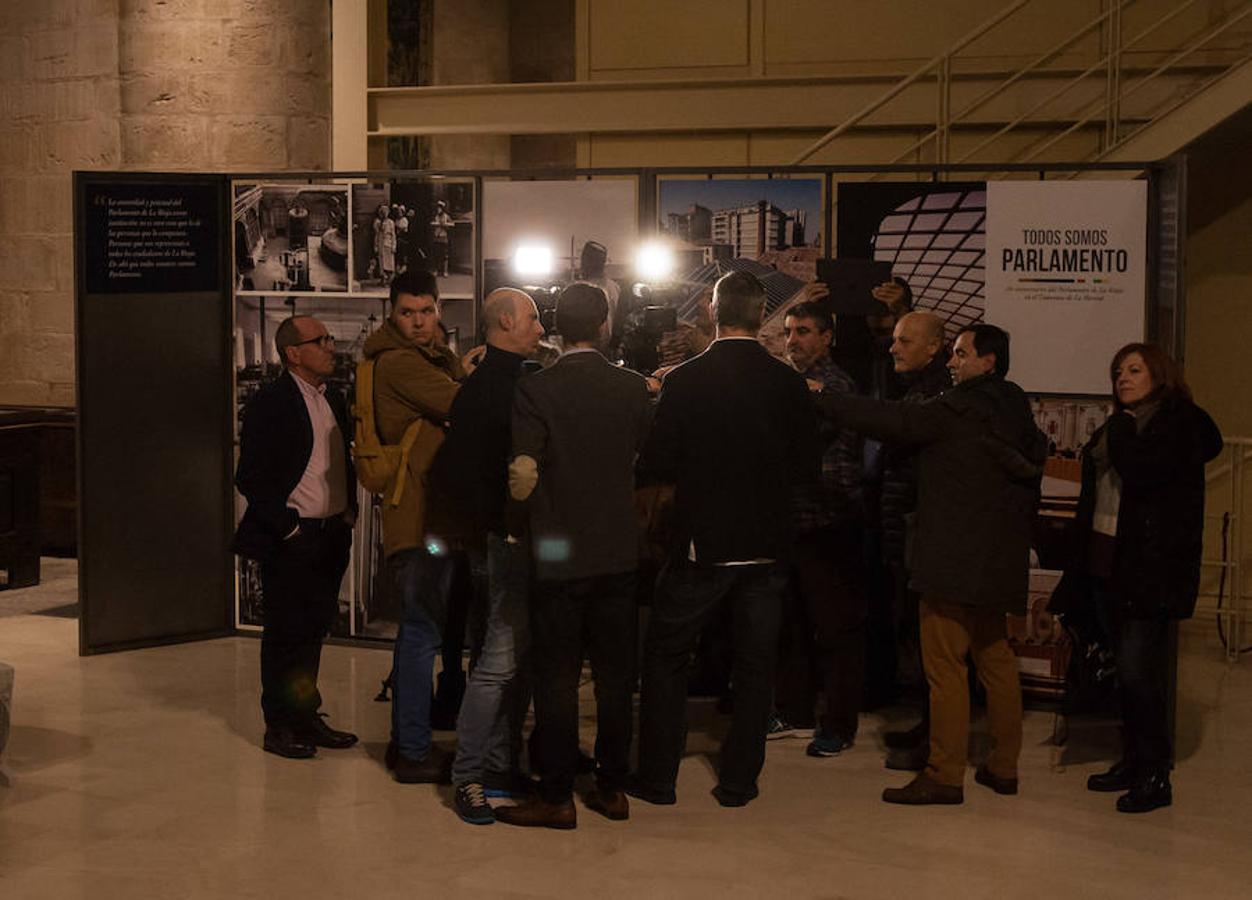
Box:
[818,323,1046,804]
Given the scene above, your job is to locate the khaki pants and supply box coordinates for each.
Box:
[921,598,1023,787]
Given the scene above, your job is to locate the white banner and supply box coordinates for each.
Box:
[985,180,1146,394]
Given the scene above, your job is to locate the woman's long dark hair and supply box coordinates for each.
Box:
[1110,342,1192,410]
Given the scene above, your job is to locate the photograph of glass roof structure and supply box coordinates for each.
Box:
[871,188,986,341]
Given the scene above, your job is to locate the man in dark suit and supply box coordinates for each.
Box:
[233,315,358,759]
[493,283,652,830]
[630,271,819,808]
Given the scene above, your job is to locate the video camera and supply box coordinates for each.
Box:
[619,282,683,374]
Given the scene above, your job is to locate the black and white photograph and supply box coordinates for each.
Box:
[350,179,475,298]
[234,184,351,294]
[837,181,987,343]
[1031,396,1112,459]
[232,294,401,640]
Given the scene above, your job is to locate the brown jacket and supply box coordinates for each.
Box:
[362,319,463,558]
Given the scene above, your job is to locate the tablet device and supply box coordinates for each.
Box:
[816,258,895,315]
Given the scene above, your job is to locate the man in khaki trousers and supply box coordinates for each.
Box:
[816,323,1046,804]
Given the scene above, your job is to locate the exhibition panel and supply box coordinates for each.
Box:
[73,161,1170,651]
[74,172,235,654]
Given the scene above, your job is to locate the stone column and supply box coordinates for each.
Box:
[118,0,331,171]
[0,1,120,406]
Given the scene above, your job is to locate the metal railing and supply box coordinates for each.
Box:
[1203,437,1251,662]
[791,0,1252,168]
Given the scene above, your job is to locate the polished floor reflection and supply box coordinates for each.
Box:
[1,572,1250,898]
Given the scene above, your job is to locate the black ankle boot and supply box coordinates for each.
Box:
[884,720,928,750]
[1116,772,1172,813]
[1087,760,1135,793]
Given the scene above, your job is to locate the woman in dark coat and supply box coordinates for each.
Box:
[1054,343,1222,813]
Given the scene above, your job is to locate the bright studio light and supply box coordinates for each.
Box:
[512,244,554,278]
[635,241,675,282]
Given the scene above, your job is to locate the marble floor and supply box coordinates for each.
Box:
[1,566,1250,899]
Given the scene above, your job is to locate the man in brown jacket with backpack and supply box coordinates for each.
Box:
[361,270,464,782]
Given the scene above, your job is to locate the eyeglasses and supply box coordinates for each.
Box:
[294,334,335,349]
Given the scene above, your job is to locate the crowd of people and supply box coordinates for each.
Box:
[232,266,1221,828]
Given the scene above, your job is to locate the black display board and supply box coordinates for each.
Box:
[74,172,234,654]
[83,181,222,295]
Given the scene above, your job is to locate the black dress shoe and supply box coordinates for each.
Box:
[625,775,677,806]
[1087,760,1135,793]
[1116,773,1172,814]
[882,774,963,805]
[974,765,1019,796]
[263,728,317,759]
[885,744,928,772]
[711,784,759,808]
[300,714,358,749]
[884,720,928,750]
[494,797,577,829]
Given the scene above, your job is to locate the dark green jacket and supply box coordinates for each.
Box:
[821,374,1047,613]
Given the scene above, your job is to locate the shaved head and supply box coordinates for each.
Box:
[483,287,544,356]
[890,311,946,374]
[483,288,529,335]
[902,312,944,345]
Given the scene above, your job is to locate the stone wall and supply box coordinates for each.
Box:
[0,0,333,407]
[0,1,121,407]
[118,0,331,170]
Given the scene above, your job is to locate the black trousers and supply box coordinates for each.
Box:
[1115,613,1176,776]
[530,570,638,803]
[775,526,866,740]
[1093,579,1177,776]
[638,561,787,798]
[862,528,898,708]
[889,561,929,730]
[259,517,352,729]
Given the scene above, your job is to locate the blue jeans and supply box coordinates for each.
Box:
[452,534,531,784]
[390,548,455,760]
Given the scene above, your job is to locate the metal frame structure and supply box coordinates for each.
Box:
[1205,438,1252,662]
[791,0,1252,167]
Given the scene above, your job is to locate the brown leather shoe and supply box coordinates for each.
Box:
[882,774,964,805]
[392,747,452,784]
[494,797,577,830]
[974,765,1019,796]
[584,788,629,821]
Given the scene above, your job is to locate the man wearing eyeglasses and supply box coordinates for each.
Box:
[233,314,358,760]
